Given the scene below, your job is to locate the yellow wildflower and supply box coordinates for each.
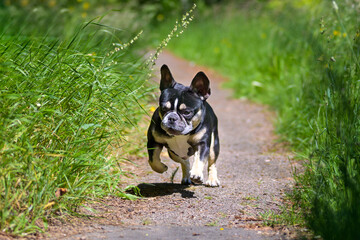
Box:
[157,14,164,22]
[342,33,347,38]
[48,0,56,7]
[83,2,90,10]
[333,30,341,37]
[81,12,87,18]
[20,0,29,7]
[150,106,156,113]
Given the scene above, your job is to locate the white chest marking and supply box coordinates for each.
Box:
[165,135,191,159]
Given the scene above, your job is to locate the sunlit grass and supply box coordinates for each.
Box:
[0,7,150,235]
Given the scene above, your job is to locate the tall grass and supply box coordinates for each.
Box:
[298,2,360,239]
[157,1,360,239]
[0,2,197,235]
[0,6,150,235]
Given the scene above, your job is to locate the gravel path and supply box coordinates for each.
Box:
[42,51,298,240]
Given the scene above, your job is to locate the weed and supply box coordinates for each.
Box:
[170,167,179,184]
[205,220,219,227]
[259,210,280,227]
[243,196,258,201]
[218,212,227,218]
[142,218,152,225]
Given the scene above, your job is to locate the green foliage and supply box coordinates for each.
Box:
[0,5,150,236]
[298,2,360,239]
[159,1,360,239]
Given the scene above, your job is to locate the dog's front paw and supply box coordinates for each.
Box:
[190,173,204,185]
[190,165,204,184]
[149,160,168,173]
[205,177,220,187]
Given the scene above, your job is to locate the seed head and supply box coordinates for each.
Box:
[332,1,338,11]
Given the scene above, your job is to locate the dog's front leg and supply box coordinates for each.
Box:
[180,160,191,185]
[168,151,191,185]
[190,148,206,184]
[148,143,168,173]
[190,142,220,187]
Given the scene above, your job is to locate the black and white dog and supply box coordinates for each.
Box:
[147,65,220,187]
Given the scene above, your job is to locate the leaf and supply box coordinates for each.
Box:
[43,201,55,209]
[55,188,68,198]
[80,123,101,130]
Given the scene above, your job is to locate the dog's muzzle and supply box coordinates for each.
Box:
[161,112,186,134]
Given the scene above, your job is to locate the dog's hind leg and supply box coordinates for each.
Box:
[205,162,220,187]
[205,131,220,187]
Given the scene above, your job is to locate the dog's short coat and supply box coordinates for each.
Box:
[147,65,220,187]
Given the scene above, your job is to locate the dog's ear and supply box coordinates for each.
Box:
[160,64,176,91]
[190,72,211,100]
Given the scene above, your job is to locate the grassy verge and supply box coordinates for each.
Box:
[157,1,360,239]
[0,1,197,235]
[0,3,147,236]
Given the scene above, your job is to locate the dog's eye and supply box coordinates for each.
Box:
[181,110,192,117]
[161,106,170,112]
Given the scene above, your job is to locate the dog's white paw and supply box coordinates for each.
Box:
[190,173,204,184]
[205,164,220,187]
[149,161,168,173]
[205,178,220,187]
[190,160,204,184]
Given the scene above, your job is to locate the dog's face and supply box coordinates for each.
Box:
[158,65,211,136]
[159,88,203,135]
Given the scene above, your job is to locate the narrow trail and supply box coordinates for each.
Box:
[45,51,296,240]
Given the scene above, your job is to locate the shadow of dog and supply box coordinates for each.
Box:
[128,183,196,199]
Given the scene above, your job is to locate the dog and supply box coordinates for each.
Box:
[147,64,220,187]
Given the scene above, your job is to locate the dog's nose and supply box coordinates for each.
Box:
[168,115,177,123]
[167,113,179,124]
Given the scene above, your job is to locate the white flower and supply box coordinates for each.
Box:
[332,1,339,11]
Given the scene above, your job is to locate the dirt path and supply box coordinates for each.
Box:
[42,51,297,240]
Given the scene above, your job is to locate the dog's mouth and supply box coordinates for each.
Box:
[161,119,192,136]
[164,127,182,136]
